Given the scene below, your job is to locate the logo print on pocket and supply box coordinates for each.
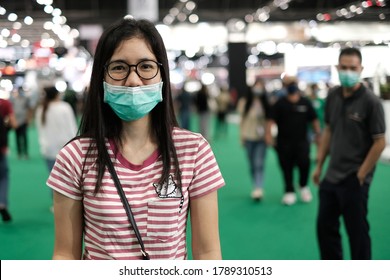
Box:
[153,174,184,213]
[348,112,362,122]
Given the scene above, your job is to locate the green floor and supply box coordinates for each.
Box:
[1,117,390,260]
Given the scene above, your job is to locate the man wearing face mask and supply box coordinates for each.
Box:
[265,76,321,206]
[312,47,386,260]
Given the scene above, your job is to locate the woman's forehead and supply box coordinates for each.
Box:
[112,37,155,60]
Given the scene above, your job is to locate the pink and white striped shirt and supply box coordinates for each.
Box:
[47,127,225,260]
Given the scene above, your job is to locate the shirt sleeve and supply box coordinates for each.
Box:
[46,140,84,200]
[369,98,386,138]
[188,137,225,199]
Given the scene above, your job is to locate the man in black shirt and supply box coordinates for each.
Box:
[312,47,386,260]
[266,76,321,206]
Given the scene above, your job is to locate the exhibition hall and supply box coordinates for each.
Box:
[1,0,390,262]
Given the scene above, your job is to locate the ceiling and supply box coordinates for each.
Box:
[0,0,389,48]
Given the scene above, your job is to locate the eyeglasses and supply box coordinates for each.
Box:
[105,60,162,81]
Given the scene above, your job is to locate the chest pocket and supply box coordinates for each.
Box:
[146,199,180,242]
[343,108,369,147]
[346,111,366,123]
[345,107,368,130]
[147,175,183,242]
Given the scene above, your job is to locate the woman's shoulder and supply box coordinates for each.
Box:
[60,137,96,157]
[172,127,207,145]
[172,127,213,159]
[173,127,203,139]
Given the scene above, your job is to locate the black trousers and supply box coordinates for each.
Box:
[15,123,28,157]
[275,141,310,193]
[317,174,371,260]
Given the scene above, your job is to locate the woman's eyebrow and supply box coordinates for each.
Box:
[109,58,156,63]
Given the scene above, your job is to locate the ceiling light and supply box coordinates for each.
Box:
[70,29,80,38]
[43,21,54,30]
[177,13,187,22]
[0,39,8,48]
[13,22,22,30]
[189,14,199,23]
[11,33,21,43]
[169,7,180,16]
[8,13,18,21]
[52,8,62,17]
[24,16,34,25]
[21,39,30,47]
[1,29,10,37]
[245,14,254,23]
[44,5,54,14]
[185,1,196,11]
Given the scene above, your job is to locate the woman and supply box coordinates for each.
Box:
[237,79,269,201]
[36,86,78,173]
[47,17,225,260]
[36,86,78,211]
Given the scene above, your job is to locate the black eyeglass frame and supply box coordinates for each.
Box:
[105,59,163,81]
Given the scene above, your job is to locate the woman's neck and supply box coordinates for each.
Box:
[121,115,155,148]
[119,115,158,165]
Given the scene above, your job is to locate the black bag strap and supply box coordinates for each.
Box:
[106,156,150,260]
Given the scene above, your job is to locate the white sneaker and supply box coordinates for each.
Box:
[251,188,264,201]
[300,187,312,203]
[282,192,297,206]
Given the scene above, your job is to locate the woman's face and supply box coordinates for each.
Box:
[104,37,161,87]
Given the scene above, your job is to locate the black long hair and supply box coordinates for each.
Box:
[41,86,59,125]
[78,17,181,193]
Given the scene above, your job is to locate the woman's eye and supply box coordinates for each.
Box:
[139,63,155,71]
[112,65,126,71]
[140,64,152,70]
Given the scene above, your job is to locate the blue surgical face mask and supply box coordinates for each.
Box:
[338,70,360,88]
[103,81,163,121]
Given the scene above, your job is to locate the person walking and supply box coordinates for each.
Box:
[0,96,18,222]
[35,86,78,210]
[266,76,321,205]
[10,87,33,159]
[237,79,269,201]
[194,82,211,141]
[312,47,386,260]
[308,83,326,142]
[175,82,193,130]
[46,17,225,260]
[214,85,231,140]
